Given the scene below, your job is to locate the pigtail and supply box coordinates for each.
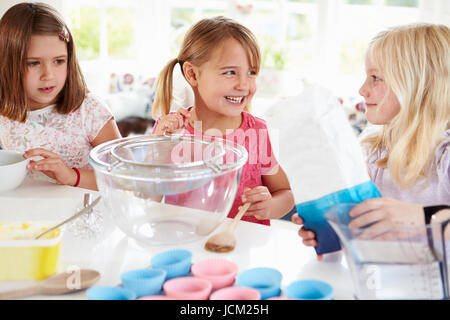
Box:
[152,58,179,119]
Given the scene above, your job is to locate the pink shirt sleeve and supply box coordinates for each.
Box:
[151,117,160,134]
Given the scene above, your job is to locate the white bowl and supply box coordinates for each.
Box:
[0,150,29,193]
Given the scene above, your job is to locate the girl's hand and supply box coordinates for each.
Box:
[349,198,425,240]
[349,198,425,229]
[153,108,192,135]
[291,213,323,261]
[23,148,77,186]
[242,186,272,220]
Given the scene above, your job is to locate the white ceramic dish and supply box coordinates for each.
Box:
[0,150,29,193]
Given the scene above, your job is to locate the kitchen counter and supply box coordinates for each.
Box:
[0,177,354,300]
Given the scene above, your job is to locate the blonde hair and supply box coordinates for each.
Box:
[0,2,87,123]
[152,16,260,118]
[362,23,450,188]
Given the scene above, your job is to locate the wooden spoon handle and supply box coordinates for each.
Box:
[228,202,251,233]
[0,285,41,300]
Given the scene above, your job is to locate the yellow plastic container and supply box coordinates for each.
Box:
[0,222,64,281]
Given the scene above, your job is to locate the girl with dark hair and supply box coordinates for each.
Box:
[0,2,121,190]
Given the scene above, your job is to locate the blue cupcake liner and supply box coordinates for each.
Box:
[150,249,192,279]
[236,267,282,299]
[86,286,136,300]
[286,279,334,300]
[121,268,167,298]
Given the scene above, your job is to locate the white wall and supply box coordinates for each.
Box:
[420,0,450,25]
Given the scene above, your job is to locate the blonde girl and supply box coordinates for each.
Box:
[152,16,294,225]
[0,3,121,190]
[295,23,450,250]
[359,23,449,204]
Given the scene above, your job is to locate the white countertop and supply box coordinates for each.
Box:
[0,177,354,300]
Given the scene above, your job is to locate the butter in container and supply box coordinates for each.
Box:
[0,222,64,281]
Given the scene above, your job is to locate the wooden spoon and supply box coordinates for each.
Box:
[0,269,101,300]
[204,202,251,253]
[195,217,220,236]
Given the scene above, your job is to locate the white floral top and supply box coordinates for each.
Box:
[0,93,113,180]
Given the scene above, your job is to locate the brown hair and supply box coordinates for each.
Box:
[152,16,261,118]
[0,2,87,122]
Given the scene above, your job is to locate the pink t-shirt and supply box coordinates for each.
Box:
[0,93,113,182]
[153,109,279,226]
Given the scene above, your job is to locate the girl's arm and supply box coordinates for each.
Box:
[24,119,121,191]
[243,165,294,220]
[78,118,121,190]
[262,165,295,219]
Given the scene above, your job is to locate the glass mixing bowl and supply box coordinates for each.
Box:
[89,134,248,246]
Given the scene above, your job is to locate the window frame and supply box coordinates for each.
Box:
[60,0,439,97]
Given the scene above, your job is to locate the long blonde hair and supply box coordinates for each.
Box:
[152,16,260,119]
[362,23,450,188]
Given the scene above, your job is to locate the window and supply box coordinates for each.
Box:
[57,0,446,98]
[169,1,227,56]
[107,7,135,59]
[336,0,420,96]
[345,0,375,4]
[69,7,100,60]
[385,0,419,7]
[66,0,136,61]
[170,8,195,56]
[167,0,318,96]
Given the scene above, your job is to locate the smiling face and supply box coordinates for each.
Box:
[23,34,68,110]
[359,53,401,125]
[189,38,258,121]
